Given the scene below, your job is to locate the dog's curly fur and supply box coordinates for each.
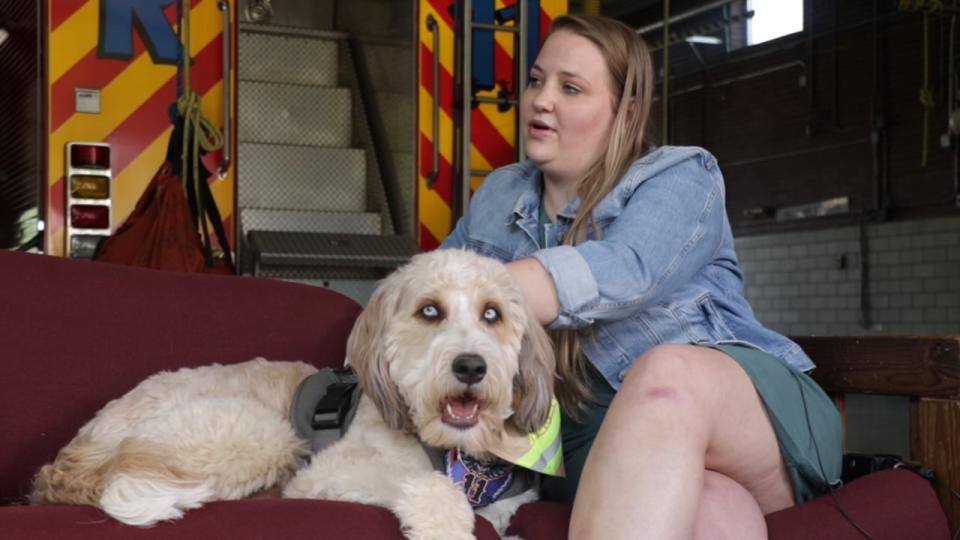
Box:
[29,250,556,539]
[29,359,315,525]
[285,249,556,539]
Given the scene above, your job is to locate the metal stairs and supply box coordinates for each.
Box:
[237,23,416,303]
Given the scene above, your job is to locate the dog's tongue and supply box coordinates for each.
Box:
[448,398,476,417]
[442,397,479,427]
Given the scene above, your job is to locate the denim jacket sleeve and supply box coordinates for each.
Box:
[533,149,726,329]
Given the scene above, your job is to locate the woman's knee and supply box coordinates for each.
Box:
[694,471,767,540]
[619,344,704,402]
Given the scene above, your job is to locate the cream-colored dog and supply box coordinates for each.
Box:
[30,249,556,539]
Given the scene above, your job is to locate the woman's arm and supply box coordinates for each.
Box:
[506,258,561,325]
[533,149,727,329]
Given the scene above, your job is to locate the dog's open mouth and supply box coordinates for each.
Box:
[442,394,480,428]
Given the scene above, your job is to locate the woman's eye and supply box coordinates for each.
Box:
[420,304,441,319]
[527,75,542,87]
[563,83,581,95]
[482,307,501,323]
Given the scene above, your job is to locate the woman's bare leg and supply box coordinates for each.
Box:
[568,344,794,540]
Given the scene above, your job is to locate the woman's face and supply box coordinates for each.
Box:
[521,30,618,186]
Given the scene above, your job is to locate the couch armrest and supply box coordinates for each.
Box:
[794,335,960,536]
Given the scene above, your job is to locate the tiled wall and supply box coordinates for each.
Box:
[735,216,960,337]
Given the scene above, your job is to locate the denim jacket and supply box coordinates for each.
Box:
[440,145,814,390]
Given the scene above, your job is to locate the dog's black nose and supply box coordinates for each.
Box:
[452,353,486,384]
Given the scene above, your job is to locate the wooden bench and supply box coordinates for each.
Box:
[794,336,960,535]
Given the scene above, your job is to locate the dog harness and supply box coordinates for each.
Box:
[289,368,564,508]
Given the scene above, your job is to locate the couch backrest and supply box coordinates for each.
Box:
[0,251,363,504]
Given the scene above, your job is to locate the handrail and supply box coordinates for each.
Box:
[425,14,440,188]
[217,0,231,179]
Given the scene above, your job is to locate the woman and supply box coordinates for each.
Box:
[441,14,842,539]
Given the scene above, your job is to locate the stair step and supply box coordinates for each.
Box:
[249,231,418,270]
[239,82,352,147]
[241,208,382,235]
[238,143,367,212]
[239,31,339,87]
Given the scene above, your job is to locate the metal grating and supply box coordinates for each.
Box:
[237,22,414,278]
[238,143,368,212]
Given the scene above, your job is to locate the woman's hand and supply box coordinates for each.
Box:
[506,258,561,326]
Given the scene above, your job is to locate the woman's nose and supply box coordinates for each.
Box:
[532,87,554,112]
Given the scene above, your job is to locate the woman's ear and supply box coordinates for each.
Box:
[346,279,409,431]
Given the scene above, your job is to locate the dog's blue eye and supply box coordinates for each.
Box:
[420,304,441,319]
[483,307,500,323]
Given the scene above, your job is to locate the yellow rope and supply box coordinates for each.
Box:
[177,1,224,210]
[899,0,943,167]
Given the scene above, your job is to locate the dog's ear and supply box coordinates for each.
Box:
[510,307,556,434]
[347,279,410,432]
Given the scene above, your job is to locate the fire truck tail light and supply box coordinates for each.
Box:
[70,235,106,259]
[70,175,110,199]
[70,205,109,229]
[69,144,111,169]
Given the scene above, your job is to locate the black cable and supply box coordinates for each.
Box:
[796,372,875,539]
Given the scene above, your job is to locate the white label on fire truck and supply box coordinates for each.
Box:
[75,88,101,114]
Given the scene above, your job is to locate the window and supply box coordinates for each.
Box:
[747,0,804,46]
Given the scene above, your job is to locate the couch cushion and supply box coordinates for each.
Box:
[2,499,502,539]
[506,469,949,540]
[1,251,362,504]
[766,468,950,539]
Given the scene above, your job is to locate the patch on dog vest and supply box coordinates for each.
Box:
[444,448,515,508]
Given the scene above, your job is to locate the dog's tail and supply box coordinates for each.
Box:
[31,436,214,527]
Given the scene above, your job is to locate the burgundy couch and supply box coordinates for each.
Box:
[1,250,950,539]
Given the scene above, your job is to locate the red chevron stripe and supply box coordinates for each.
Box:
[418,133,452,202]
[426,0,455,32]
[50,0,200,132]
[51,0,90,32]
[420,222,440,251]
[419,44,515,171]
[49,36,224,234]
[106,35,222,174]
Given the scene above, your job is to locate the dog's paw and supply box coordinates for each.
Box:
[475,488,537,538]
[394,472,475,540]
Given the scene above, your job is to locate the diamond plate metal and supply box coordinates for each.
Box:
[240,207,382,235]
[239,82,352,147]
[239,32,338,86]
[250,231,417,269]
[238,143,367,211]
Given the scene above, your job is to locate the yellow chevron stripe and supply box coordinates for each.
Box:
[419,3,455,81]
[53,84,232,239]
[418,176,452,242]
[49,0,221,187]
[50,0,98,83]
[109,126,173,224]
[542,0,567,19]
[418,86,454,165]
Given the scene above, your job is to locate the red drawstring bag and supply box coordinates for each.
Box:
[94,163,212,273]
[94,114,234,274]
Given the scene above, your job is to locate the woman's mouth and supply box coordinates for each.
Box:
[528,120,554,138]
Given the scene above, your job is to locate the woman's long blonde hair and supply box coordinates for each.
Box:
[544,14,655,413]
